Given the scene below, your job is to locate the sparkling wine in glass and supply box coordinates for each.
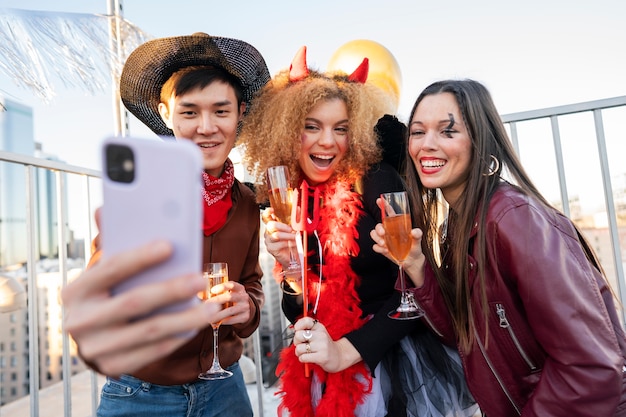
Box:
[198,262,233,380]
[266,165,302,293]
[381,191,424,320]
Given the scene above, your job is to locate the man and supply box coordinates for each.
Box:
[62,33,269,416]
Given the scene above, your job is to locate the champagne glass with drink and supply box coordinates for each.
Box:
[266,165,302,294]
[198,262,233,380]
[380,191,424,320]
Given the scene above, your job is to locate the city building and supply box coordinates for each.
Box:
[0,97,34,266]
[0,96,89,405]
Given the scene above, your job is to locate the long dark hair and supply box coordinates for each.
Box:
[405,79,604,352]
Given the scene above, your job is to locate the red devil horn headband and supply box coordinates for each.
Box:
[289,46,309,82]
[289,46,369,84]
[348,58,369,83]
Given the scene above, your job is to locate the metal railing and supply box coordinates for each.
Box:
[0,150,269,416]
[502,96,626,321]
[1,95,625,415]
[0,150,100,417]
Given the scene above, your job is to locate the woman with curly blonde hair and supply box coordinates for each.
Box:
[239,47,476,417]
[241,50,392,202]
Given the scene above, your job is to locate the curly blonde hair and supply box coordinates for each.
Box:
[239,68,395,202]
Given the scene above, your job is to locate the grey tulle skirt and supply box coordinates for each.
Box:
[354,330,479,417]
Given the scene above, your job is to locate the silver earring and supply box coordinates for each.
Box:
[484,155,500,176]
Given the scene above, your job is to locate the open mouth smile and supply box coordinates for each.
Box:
[310,154,334,168]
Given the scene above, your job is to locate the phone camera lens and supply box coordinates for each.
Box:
[106,144,135,183]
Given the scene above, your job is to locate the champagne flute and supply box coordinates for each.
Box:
[266,165,302,294]
[381,191,424,320]
[198,262,233,380]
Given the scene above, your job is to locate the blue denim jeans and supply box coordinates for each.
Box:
[97,362,252,417]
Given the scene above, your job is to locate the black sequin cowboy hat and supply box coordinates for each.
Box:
[120,32,270,137]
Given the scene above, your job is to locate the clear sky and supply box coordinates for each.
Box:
[1,0,625,185]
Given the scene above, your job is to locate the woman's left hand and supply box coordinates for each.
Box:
[292,317,363,373]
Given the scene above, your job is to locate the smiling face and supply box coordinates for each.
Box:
[408,92,473,208]
[298,98,350,186]
[158,81,244,177]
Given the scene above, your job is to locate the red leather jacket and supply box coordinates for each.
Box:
[412,182,626,416]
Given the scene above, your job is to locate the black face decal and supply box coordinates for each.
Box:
[446,113,455,130]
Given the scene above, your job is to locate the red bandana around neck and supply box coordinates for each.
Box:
[202,159,234,236]
[276,181,371,417]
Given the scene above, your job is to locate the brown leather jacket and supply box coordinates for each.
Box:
[88,180,264,385]
[413,182,626,416]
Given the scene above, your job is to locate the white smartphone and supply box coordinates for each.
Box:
[100,136,203,316]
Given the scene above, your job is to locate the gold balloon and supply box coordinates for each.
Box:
[327,39,402,111]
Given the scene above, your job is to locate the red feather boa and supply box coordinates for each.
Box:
[276,181,372,417]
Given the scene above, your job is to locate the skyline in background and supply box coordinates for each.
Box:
[1,0,625,212]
